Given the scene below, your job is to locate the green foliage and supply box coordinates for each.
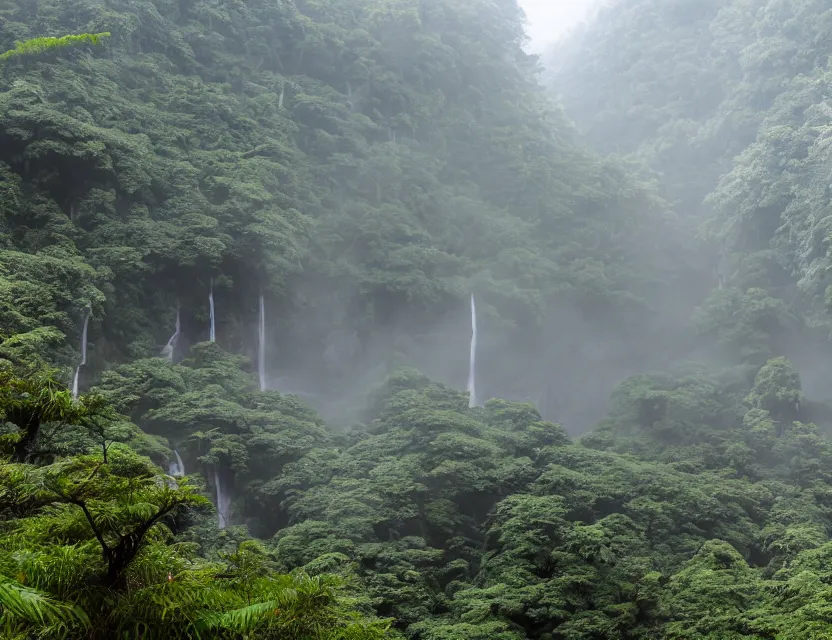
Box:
[0,368,392,639]
[0,577,90,636]
[264,368,832,639]
[0,0,688,423]
[0,32,110,62]
[7,0,832,638]
[94,343,331,534]
[661,540,766,638]
[0,365,103,462]
[551,0,832,343]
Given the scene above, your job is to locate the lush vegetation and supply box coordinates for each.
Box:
[0,33,110,62]
[0,0,691,429]
[4,0,832,637]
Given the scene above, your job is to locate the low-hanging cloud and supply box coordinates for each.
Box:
[519,0,599,52]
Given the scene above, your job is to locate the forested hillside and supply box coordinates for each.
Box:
[0,0,694,430]
[5,0,832,638]
[550,0,832,337]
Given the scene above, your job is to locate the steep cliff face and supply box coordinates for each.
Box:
[0,0,685,426]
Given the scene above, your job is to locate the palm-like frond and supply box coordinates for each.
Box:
[198,578,313,632]
[0,33,111,62]
[8,542,99,597]
[1,367,393,639]
[332,616,394,640]
[197,571,364,638]
[0,575,89,630]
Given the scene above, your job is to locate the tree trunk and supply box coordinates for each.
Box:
[11,419,40,462]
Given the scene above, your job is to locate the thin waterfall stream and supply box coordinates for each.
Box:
[168,450,185,477]
[209,281,216,342]
[258,293,266,391]
[163,306,181,362]
[215,468,231,529]
[71,309,90,399]
[468,294,478,408]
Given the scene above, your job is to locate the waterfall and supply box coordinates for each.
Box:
[80,310,89,365]
[214,468,231,529]
[168,450,185,477]
[71,368,80,400]
[71,309,90,400]
[162,306,181,362]
[467,294,478,408]
[209,281,216,342]
[258,293,266,391]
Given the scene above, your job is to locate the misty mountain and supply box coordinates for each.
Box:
[3,0,832,638]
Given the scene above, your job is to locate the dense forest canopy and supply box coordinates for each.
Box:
[4,0,832,637]
[0,0,697,430]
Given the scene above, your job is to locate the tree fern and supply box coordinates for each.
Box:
[0,362,393,639]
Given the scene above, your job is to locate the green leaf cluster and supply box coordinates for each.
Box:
[0,33,110,62]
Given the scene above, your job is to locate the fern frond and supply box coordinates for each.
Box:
[0,32,111,62]
[197,593,299,633]
[0,576,89,629]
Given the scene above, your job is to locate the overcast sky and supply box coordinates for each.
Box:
[518,0,596,52]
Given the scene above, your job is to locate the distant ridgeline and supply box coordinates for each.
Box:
[5,0,832,638]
